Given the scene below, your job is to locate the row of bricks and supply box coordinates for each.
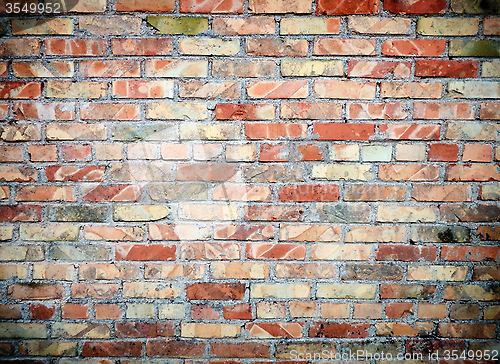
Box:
[0,338,498,358]
[2,38,500,58]
[3,102,500,121]
[6,80,500,100]
[0,320,498,339]
[0,223,496,242]
[1,143,498,163]
[1,183,499,205]
[1,163,499,182]
[4,59,500,79]
[5,16,500,37]
[2,282,500,301]
[0,0,492,15]
[1,260,498,280]
[4,300,499,321]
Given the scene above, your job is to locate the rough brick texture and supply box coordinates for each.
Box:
[0,0,499,361]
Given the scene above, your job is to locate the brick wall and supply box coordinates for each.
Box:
[1,0,500,360]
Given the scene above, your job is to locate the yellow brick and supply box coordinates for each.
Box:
[251,283,310,299]
[408,266,468,281]
[281,59,343,77]
[280,18,340,35]
[310,244,371,260]
[126,303,155,319]
[181,323,241,338]
[179,38,240,55]
[211,262,269,279]
[312,164,372,180]
[417,18,479,35]
[317,283,376,299]
[377,205,438,222]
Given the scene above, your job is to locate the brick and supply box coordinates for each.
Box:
[214,16,275,34]
[179,38,239,56]
[180,204,240,220]
[32,263,73,280]
[417,18,479,35]
[29,304,55,320]
[0,246,44,262]
[410,225,470,243]
[163,143,190,160]
[314,38,376,55]
[13,61,74,78]
[0,81,41,99]
[463,144,492,162]
[311,243,371,260]
[279,184,339,202]
[116,0,174,11]
[444,285,500,301]
[474,266,500,280]
[244,205,305,221]
[361,145,391,161]
[146,59,208,78]
[484,306,500,320]
[314,80,376,99]
[247,322,303,338]
[376,245,436,262]
[484,17,500,34]
[250,283,310,298]
[281,17,340,34]
[0,62,6,77]
[279,224,340,241]
[179,81,240,99]
[381,284,436,299]
[212,262,269,279]
[408,265,468,281]
[0,165,37,182]
[7,284,63,300]
[292,144,324,161]
[177,164,237,181]
[428,143,459,161]
[211,342,270,358]
[216,104,275,120]
[226,144,257,162]
[213,185,271,201]
[181,242,240,259]
[46,81,106,99]
[0,265,29,280]
[257,301,286,318]
[116,244,175,261]
[149,183,209,201]
[72,0,107,11]
[149,223,209,241]
[440,204,500,222]
[289,301,317,317]
[328,145,360,161]
[81,103,140,120]
[449,81,500,98]
[384,0,447,13]
[46,166,105,181]
[439,323,496,339]
[317,0,379,14]
[20,225,79,241]
[214,224,273,240]
[346,225,406,242]
[345,185,406,201]
[45,39,106,56]
[246,243,305,260]
[1,124,41,141]
[0,39,41,57]
[0,145,23,162]
[442,245,500,261]
[342,263,403,280]
[113,124,175,142]
[79,16,141,35]
[244,164,305,182]
[449,304,480,319]
[250,0,311,13]
[124,282,181,298]
[276,263,334,279]
[181,0,243,12]
[246,123,307,140]
[312,164,372,180]
[354,303,382,319]
[158,304,186,319]
[481,103,500,119]
[446,122,500,141]
[348,16,411,34]
[382,39,446,57]
[379,164,439,181]
[376,322,434,337]
[247,80,308,99]
[27,145,57,161]
[246,38,308,56]
[82,342,142,357]
[377,205,438,222]
[113,80,174,99]
[310,322,370,338]
[0,227,13,241]
[147,340,206,357]
[213,59,276,77]
[113,205,170,221]
[182,323,240,338]
[0,205,41,222]
[19,341,78,356]
[61,144,91,161]
[110,162,173,181]
[321,303,350,318]
[480,185,500,200]
[187,283,245,300]
[313,123,375,140]
[386,303,414,318]
[53,323,110,338]
[116,322,174,338]
[450,40,500,57]
[483,61,500,77]
[348,60,411,78]
[80,60,139,77]
[145,264,205,279]
[82,184,141,202]
[223,304,252,319]
[412,184,472,201]
[111,38,173,56]
[79,264,137,281]
[414,102,475,120]
[46,123,107,140]
[148,101,207,120]
[48,245,109,261]
[415,60,478,78]
[381,81,443,98]
[447,164,500,181]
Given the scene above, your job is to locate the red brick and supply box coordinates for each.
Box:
[463,144,492,162]
[246,243,306,260]
[281,102,342,119]
[211,342,270,358]
[293,144,323,161]
[16,186,74,202]
[313,123,375,140]
[0,82,41,99]
[445,164,500,181]
[413,102,475,120]
[0,205,42,222]
[27,145,56,162]
[29,304,56,320]
[382,39,446,56]
[80,60,140,77]
[7,284,64,300]
[244,205,305,221]
[72,284,119,299]
[415,60,478,78]
[223,304,253,320]
[379,164,440,181]
[386,302,414,319]
[45,166,104,182]
[116,244,176,261]
[438,323,496,339]
[348,102,408,120]
[147,340,206,357]
[317,0,379,14]
[113,80,172,99]
[45,39,106,56]
[247,322,304,338]
[478,226,500,241]
[177,164,237,181]
[441,246,500,262]
[215,103,275,120]
[13,102,75,120]
[279,184,339,202]
[82,342,142,357]
[192,305,220,320]
[214,224,275,240]
[62,303,89,319]
[95,304,122,320]
[345,185,406,201]
[309,322,370,338]
[428,143,459,162]
[61,144,92,161]
[260,144,289,162]
[380,124,440,140]
[116,0,175,11]
[376,245,437,262]
[480,103,500,119]
[247,80,308,99]
[116,322,175,338]
[0,62,6,78]
[0,39,41,57]
[180,0,243,12]
[111,38,173,56]
[348,60,411,78]
[81,103,140,120]
[384,0,447,14]
[82,185,142,202]
[314,38,376,55]
[246,123,307,140]
[186,283,246,300]
[0,342,14,356]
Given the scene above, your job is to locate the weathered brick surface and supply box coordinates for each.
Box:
[0,0,499,359]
